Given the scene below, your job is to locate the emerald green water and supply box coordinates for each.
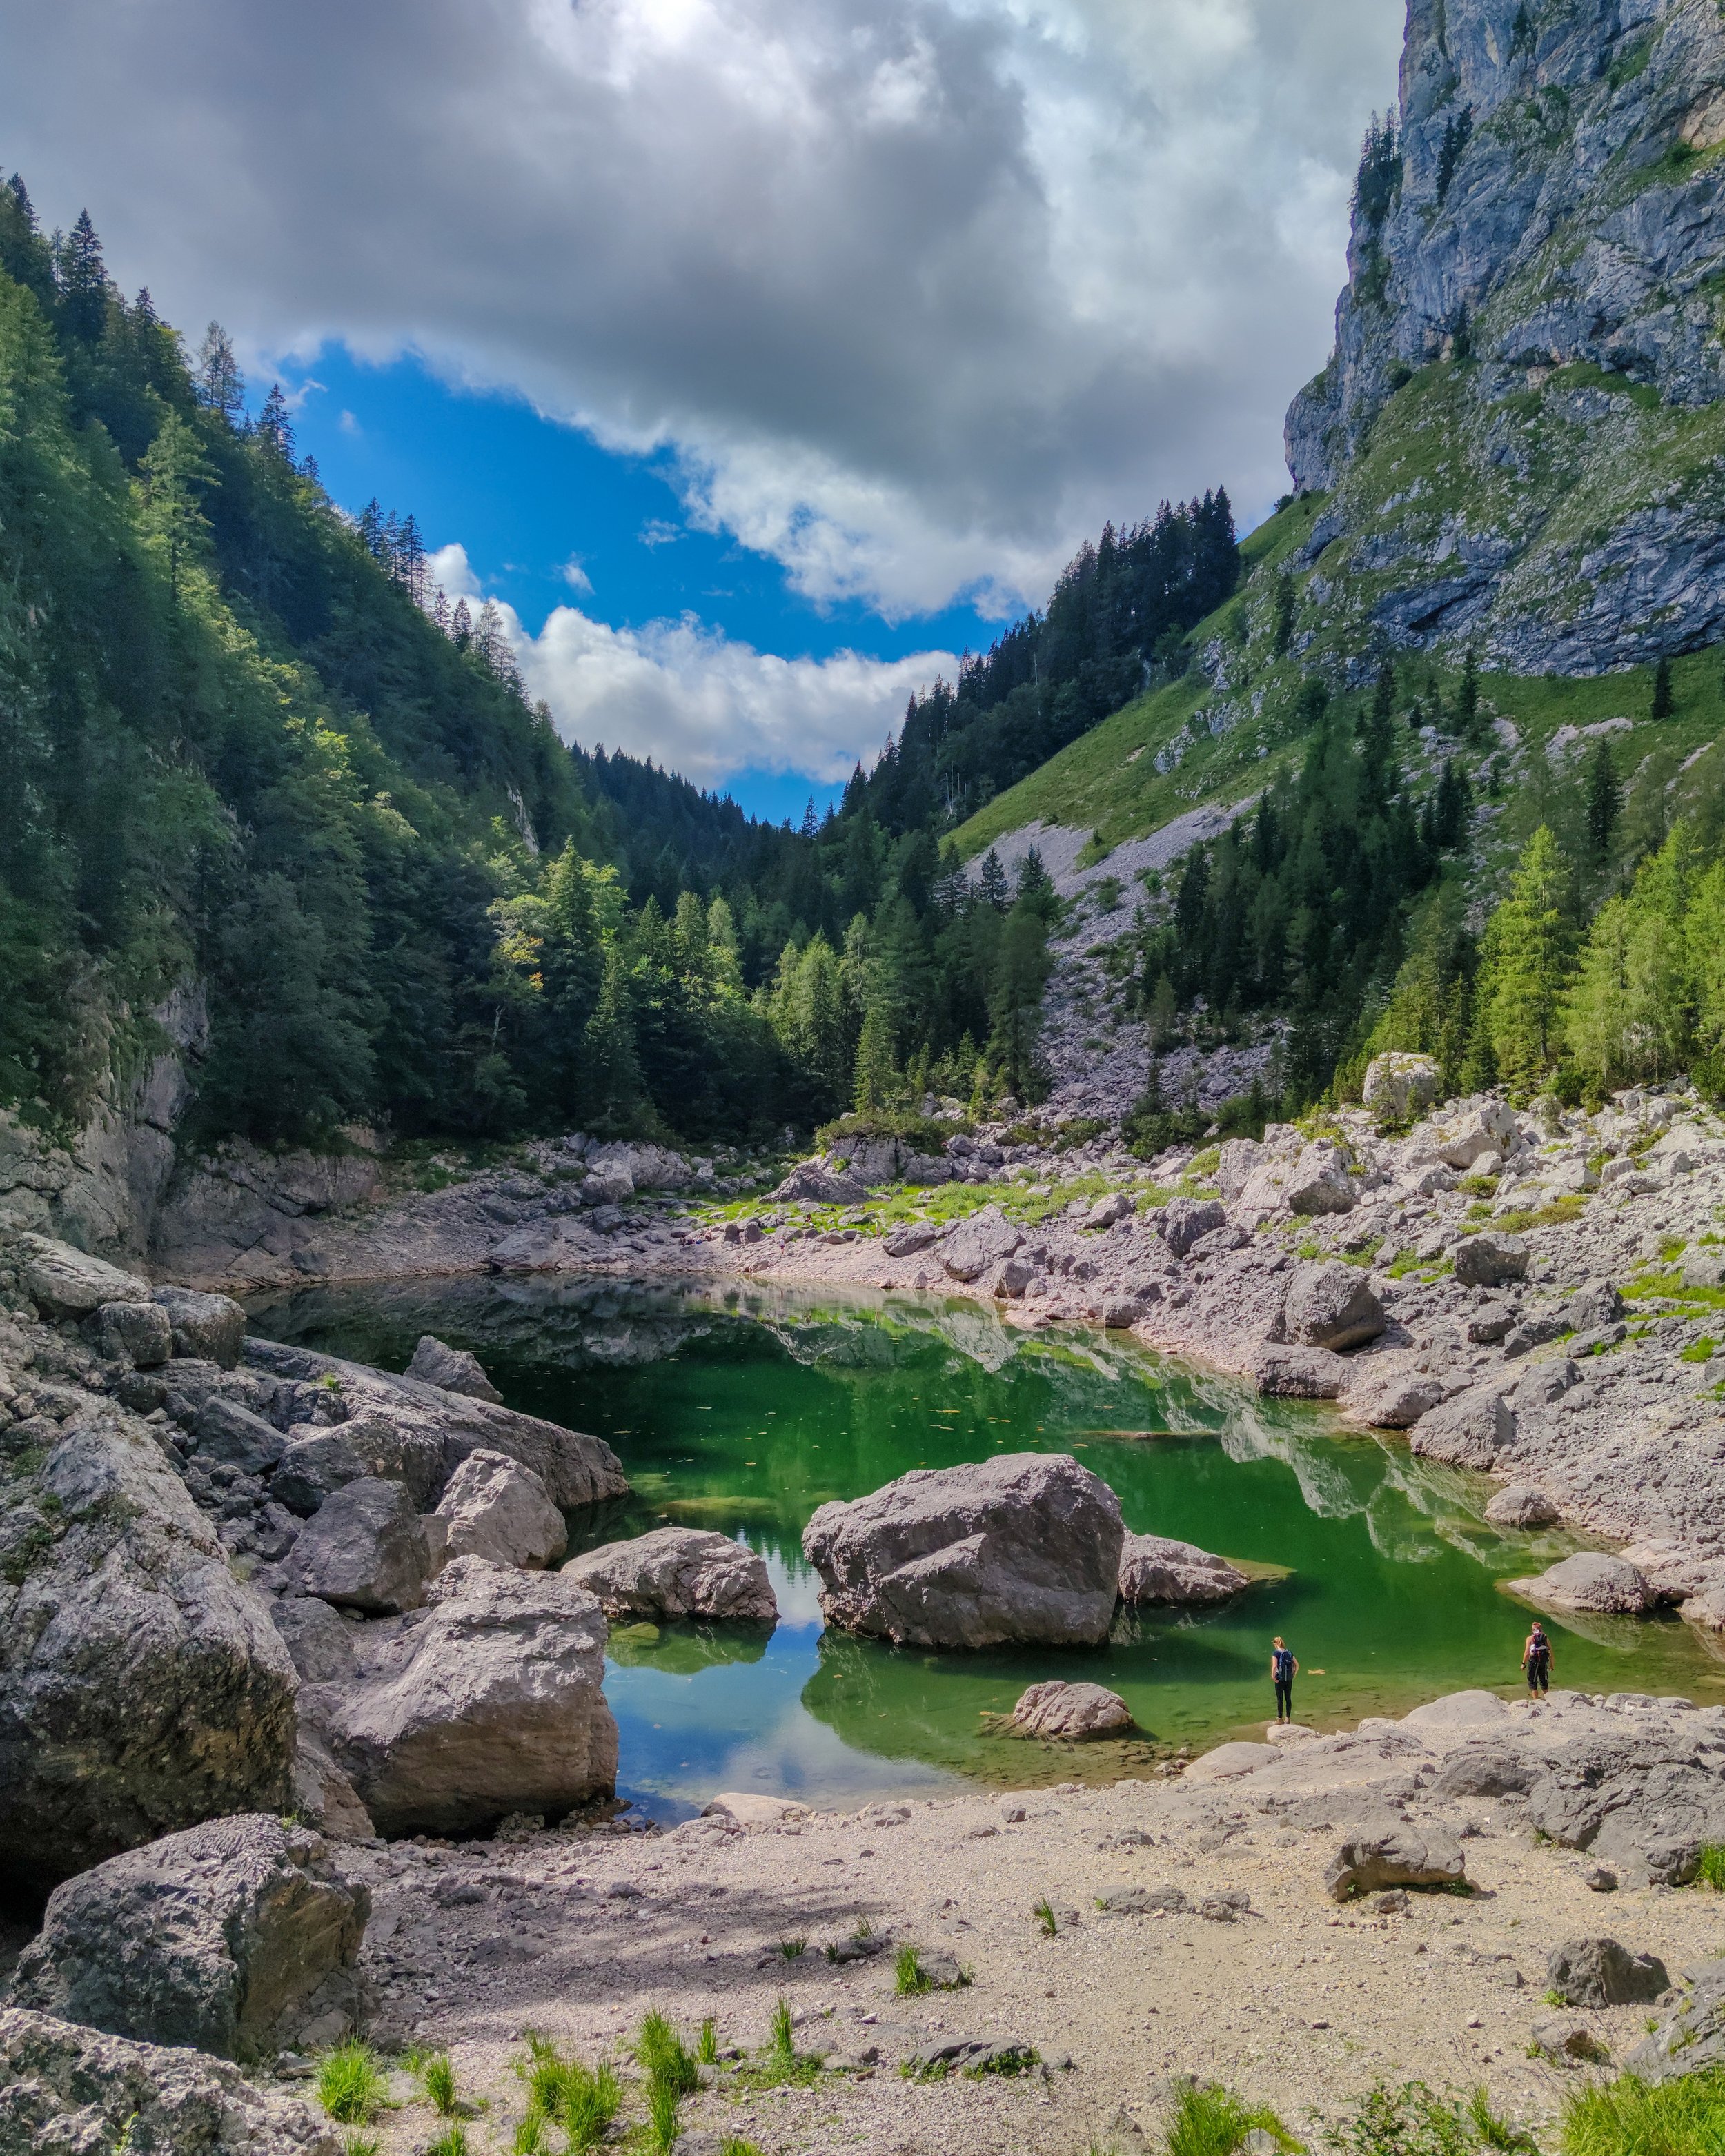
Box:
[248,1277,1725,1822]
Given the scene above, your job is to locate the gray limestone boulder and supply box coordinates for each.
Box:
[16,1234,149,1318]
[245,1338,627,1513]
[1251,1343,1349,1399]
[0,1412,297,1888]
[1118,1532,1248,1605]
[1324,1823,1466,1902]
[434,1447,566,1570]
[1430,1746,1541,1799]
[773,1160,867,1205]
[1452,1232,1531,1289]
[1216,1138,1263,1205]
[1626,1956,1725,2081]
[1283,1140,1360,1217]
[1510,1552,1653,1615]
[9,1814,369,2062]
[802,1452,1123,1649]
[1422,1100,1520,1174]
[270,1597,359,1685]
[151,1287,247,1369]
[1084,1191,1134,1229]
[268,1413,446,1516]
[562,1525,776,1622]
[1485,1483,1558,1528]
[1361,1053,1440,1123]
[308,1555,617,1837]
[1161,1197,1227,1258]
[1341,1361,1445,1429]
[287,1476,433,1614]
[1009,1680,1132,1739]
[1547,1936,1669,2008]
[95,1301,172,1369]
[404,1334,502,1402]
[0,2006,339,2155]
[885,1219,943,1258]
[580,1166,634,1207]
[193,1396,286,1477]
[940,1204,1023,1282]
[1408,1381,1516,1470]
[1283,1262,1386,1352]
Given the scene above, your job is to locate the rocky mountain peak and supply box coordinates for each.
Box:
[1285,0,1725,672]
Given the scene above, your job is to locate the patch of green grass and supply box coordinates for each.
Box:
[1297,1240,1323,1260]
[697,2018,718,2066]
[646,2076,682,2155]
[635,2012,700,2097]
[315,2042,388,2126]
[1693,1843,1725,1890]
[1493,1195,1588,1234]
[342,2139,382,2156]
[1679,1337,1717,1363]
[424,2132,469,2156]
[514,2035,620,2152]
[1562,2066,1725,2156]
[1034,1896,1059,1937]
[896,1944,934,1995]
[511,2113,549,2156]
[1544,1987,1570,2007]
[1165,2081,1301,2156]
[1327,2080,1532,2155]
[420,2053,460,2117]
[776,1936,808,1959]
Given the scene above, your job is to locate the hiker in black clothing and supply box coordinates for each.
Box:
[1271,1636,1298,1723]
[1522,1622,1552,1695]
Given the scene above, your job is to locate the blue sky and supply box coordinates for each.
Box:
[283,346,1002,821]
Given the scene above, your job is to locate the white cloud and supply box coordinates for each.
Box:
[560,557,595,595]
[428,545,951,784]
[0,0,1404,622]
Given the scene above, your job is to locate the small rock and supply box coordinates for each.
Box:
[1530,2012,1610,2064]
[1584,1866,1618,1893]
[404,1334,502,1402]
[1009,1680,1132,1740]
[702,1792,807,1826]
[1485,1483,1559,1529]
[1084,1191,1134,1229]
[1370,1890,1410,1915]
[1452,1232,1531,1289]
[1547,1937,1669,2007]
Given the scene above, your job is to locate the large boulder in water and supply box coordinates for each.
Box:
[0,1409,297,1890]
[306,1556,616,1836]
[0,2007,339,2155]
[801,1452,1123,1648]
[562,1525,776,1621]
[1009,1680,1132,1739]
[404,1333,502,1403]
[1118,1533,1249,1605]
[1508,1552,1653,1614]
[9,1814,370,2062]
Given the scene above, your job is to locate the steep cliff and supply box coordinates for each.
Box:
[1287,0,1725,671]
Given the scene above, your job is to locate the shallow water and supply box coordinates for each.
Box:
[249,1276,1725,1821]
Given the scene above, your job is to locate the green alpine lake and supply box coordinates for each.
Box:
[248,1276,1725,1822]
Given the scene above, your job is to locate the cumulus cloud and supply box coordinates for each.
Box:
[1,0,1403,620]
[430,545,954,786]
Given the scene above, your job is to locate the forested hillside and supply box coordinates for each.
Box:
[0,175,1235,1156]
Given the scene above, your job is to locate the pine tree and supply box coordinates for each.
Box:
[195,322,244,419]
[1273,572,1297,657]
[1583,736,1621,864]
[799,797,819,839]
[1147,970,1179,1049]
[977,849,1009,911]
[59,209,107,339]
[1652,657,1675,720]
[256,382,294,459]
[137,410,214,603]
[395,512,426,602]
[450,595,472,649]
[582,944,647,1133]
[987,900,1052,1101]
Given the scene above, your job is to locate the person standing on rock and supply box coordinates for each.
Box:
[1270,1636,1297,1723]
[1522,1621,1553,1696]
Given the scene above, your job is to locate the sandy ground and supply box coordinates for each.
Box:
[308,1691,1725,2156]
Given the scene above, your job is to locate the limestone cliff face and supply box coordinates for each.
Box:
[1285,0,1725,671]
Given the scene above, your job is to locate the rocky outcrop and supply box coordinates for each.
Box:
[1508,1552,1654,1615]
[1628,1955,1725,2081]
[8,1814,369,2062]
[244,1338,626,1511]
[1361,1053,1439,1124]
[1118,1533,1249,1605]
[1546,1935,1670,2009]
[1008,1680,1132,1739]
[16,1236,149,1319]
[0,1408,297,1889]
[0,2007,339,2155]
[562,1526,776,1623]
[404,1333,501,1401]
[435,1448,567,1570]
[939,1205,1022,1283]
[801,1452,1123,1649]
[305,1556,616,1836]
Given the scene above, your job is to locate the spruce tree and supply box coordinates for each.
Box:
[582,944,646,1133]
[977,849,1009,911]
[256,382,294,459]
[1583,736,1621,863]
[60,209,107,339]
[1652,656,1675,720]
[852,999,898,1113]
[1457,648,1483,743]
[195,322,244,418]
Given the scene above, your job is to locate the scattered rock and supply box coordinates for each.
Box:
[404,1334,502,1402]
[287,1476,433,1614]
[1284,1141,1360,1217]
[310,1556,617,1837]
[193,1395,286,1477]
[1250,1343,1348,1398]
[885,1220,943,1258]
[1161,1197,1227,1257]
[1084,1191,1134,1229]
[1584,1866,1618,1892]
[435,1447,567,1570]
[1451,1232,1531,1289]
[1424,1099,1519,1172]
[903,2037,1035,2080]
[1283,1262,1386,1352]
[1324,1823,1466,1902]
[150,1285,248,1369]
[1118,1533,1248,1605]
[1370,1890,1410,1915]
[1009,1680,1132,1739]
[562,1526,777,1622]
[802,1452,1123,1648]
[1485,1483,1559,1528]
[0,2006,340,2155]
[1508,1552,1653,1616]
[1097,1885,1189,1915]
[95,1301,173,1369]
[1626,1955,1725,2081]
[940,1205,1023,1283]
[1200,1890,1251,1922]
[702,1792,807,1826]
[775,1161,867,1205]
[9,1814,369,2061]
[1431,1747,1540,1799]
[1547,1935,1670,2007]
[1341,1363,1445,1429]
[1530,2012,1610,2064]
[1408,1381,1516,1470]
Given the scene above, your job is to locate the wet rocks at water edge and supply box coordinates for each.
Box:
[8,1814,370,2061]
[1118,1532,1248,1605]
[404,1332,502,1401]
[0,2008,339,2156]
[1009,1679,1132,1739]
[562,1525,777,1623]
[801,1452,1123,1648]
[1508,1552,1654,1615]
[1484,1483,1559,1529]
[1281,1261,1386,1352]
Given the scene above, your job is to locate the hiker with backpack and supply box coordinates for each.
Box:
[1270,1636,1298,1723]
[1522,1621,1553,1695]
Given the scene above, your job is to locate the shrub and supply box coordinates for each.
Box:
[315,2042,388,2126]
[1325,2080,1535,2155]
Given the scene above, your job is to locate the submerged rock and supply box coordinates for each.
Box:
[803,1452,1123,1649]
[9,1814,370,2062]
[562,1525,776,1622]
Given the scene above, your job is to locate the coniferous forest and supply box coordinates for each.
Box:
[0,177,1238,1154]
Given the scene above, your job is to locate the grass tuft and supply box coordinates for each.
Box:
[636,2010,700,2097]
[424,2132,469,2156]
[1165,2081,1299,2156]
[315,2041,388,2126]
[1693,1843,1725,1890]
[776,1935,808,1959]
[646,2075,682,2155]
[1562,2067,1725,2156]
[420,2050,460,2117]
[1034,1896,1059,1937]
[698,2017,719,2066]
[896,1944,932,1996]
